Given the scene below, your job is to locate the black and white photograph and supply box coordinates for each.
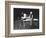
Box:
[14,8,39,29]
[10,4,44,33]
[5,1,45,37]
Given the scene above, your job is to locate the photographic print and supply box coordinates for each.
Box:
[10,5,43,33]
[14,8,39,29]
[5,1,45,37]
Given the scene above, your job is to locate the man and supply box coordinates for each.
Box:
[14,12,36,29]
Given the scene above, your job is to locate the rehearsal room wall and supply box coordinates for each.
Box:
[0,0,46,38]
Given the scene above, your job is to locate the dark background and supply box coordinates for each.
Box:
[14,8,39,29]
[14,8,39,21]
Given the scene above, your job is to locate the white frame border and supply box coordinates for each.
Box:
[10,5,42,33]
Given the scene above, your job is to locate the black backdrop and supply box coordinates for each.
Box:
[14,8,39,21]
